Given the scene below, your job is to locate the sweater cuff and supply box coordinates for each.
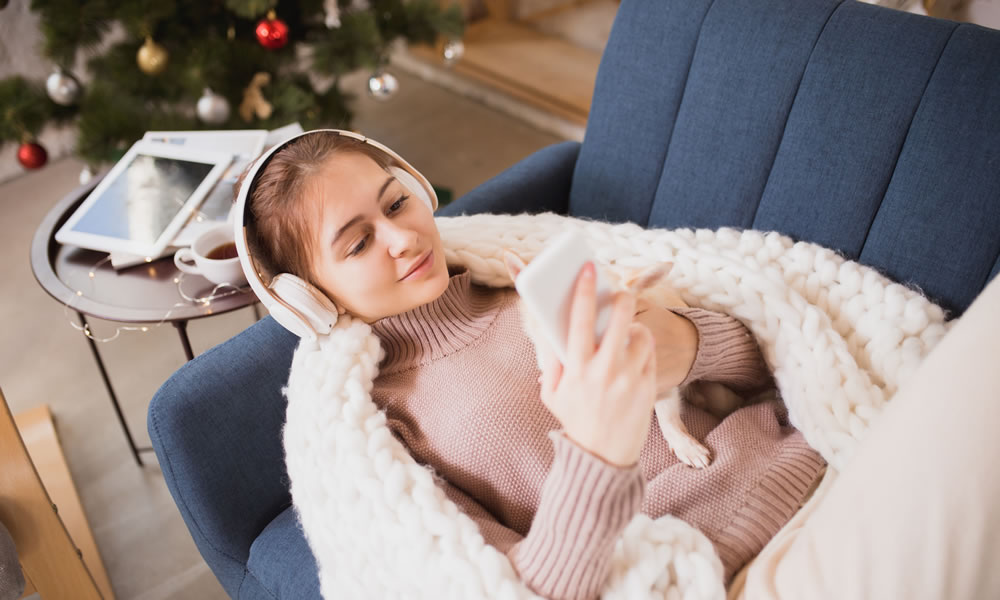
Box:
[511,430,645,600]
[670,307,772,392]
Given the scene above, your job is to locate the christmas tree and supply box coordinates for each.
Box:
[0,0,464,169]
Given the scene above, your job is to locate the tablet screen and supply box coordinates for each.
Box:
[70,153,216,244]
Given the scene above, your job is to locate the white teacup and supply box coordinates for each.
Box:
[173,225,248,287]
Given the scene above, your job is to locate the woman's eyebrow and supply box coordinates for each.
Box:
[331,176,395,245]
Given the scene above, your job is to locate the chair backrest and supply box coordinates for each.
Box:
[573,0,1000,317]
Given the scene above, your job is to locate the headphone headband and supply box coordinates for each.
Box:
[233,128,439,339]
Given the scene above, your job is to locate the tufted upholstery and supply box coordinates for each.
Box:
[568,0,1000,317]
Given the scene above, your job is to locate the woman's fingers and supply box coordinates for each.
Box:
[540,359,563,406]
[595,290,637,371]
[638,327,656,379]
[641,332,656,374]
[566,262,597,366]
[625,323,654,368]
[535,332,558,371]
[624,324,654,388]
[537,338,561,387]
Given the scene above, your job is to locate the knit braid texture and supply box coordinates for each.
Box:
[283,212,951,600]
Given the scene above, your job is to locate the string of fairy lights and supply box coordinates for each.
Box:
[62,253,253,343]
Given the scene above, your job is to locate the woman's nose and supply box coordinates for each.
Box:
[383,220,419,256]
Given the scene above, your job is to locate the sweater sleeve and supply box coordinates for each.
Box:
[438,430,645,600]
[669,307,773,393]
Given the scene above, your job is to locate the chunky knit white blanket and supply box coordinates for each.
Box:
[282,212,951,600]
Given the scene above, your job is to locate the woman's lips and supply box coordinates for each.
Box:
[401,250,434,281]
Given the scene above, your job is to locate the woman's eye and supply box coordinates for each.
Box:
[348,195,410,257]
[350,236,367,256]
[390,195,409,212]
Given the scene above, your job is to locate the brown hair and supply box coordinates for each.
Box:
[239,132,394,286]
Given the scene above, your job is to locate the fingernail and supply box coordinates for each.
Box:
[583,262,595,277]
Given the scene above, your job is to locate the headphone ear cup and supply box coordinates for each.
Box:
[267,302,318,340]
[269,273,340,338]
[389,166,434,211]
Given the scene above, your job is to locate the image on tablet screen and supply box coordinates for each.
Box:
[71,154,215,244]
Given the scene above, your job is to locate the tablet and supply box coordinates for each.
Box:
[55,140,232,257]
[142,129,267,247]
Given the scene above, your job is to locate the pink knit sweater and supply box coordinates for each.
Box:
[370,268,825,599]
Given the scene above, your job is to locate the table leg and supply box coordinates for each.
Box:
[76,312,145,467]
[173,320,195,362]
[252,302,262,322]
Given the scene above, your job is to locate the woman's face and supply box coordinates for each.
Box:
[303,152,450,323]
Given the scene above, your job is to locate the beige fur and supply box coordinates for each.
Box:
[503,250,744,468]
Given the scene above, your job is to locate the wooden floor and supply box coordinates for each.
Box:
[410,18,602,125]
[407,1,617,127]
[0,68,563,599]
[7,402,112,599]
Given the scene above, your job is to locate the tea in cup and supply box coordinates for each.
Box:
[173,225,248,286]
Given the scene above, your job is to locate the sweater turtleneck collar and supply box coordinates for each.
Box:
[370,267,511,373]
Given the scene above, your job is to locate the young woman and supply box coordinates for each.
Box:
[243,130,826,599]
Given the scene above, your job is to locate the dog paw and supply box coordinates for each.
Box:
[665,433,712,469]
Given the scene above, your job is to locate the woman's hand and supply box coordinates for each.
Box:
[632,301,698,395]
[537,262,658,468]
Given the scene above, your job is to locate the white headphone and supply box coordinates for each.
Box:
[233,129,438,340]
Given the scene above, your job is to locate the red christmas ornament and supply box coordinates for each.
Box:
[256,11,289,50]
[17,141,48,169]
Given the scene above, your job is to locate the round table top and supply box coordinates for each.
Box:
[30,173,258,324]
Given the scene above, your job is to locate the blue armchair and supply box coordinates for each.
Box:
[148,0,1000,597]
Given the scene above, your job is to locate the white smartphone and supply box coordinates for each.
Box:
[514,230,617,364]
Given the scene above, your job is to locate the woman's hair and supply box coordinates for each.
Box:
[239,132,393,286]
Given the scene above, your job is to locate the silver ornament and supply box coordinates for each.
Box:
[79,166,94,185]
[367,71,399,100]
[196,88,231,124]
[46,68,81,106]
[443,39,465,66]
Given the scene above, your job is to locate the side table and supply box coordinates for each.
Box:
[30,175,261,467]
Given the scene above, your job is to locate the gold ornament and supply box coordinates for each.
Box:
[137,37,169,75]
[239,72,273,122]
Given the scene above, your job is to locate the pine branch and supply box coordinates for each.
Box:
[4,0,464,163]
[308,10,383,73]
[180,35,283,100]
[225,0,276,19]
[76,80,197,163]
[400,0,464,44]
[30,0,115,66]
[0,77,52,144]
[86,41,189,103]
[112,0,178,38]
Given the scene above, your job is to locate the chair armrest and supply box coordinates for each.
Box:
[436,140,580,217]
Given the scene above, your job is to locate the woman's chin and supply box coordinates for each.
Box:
[431,261,451,290]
